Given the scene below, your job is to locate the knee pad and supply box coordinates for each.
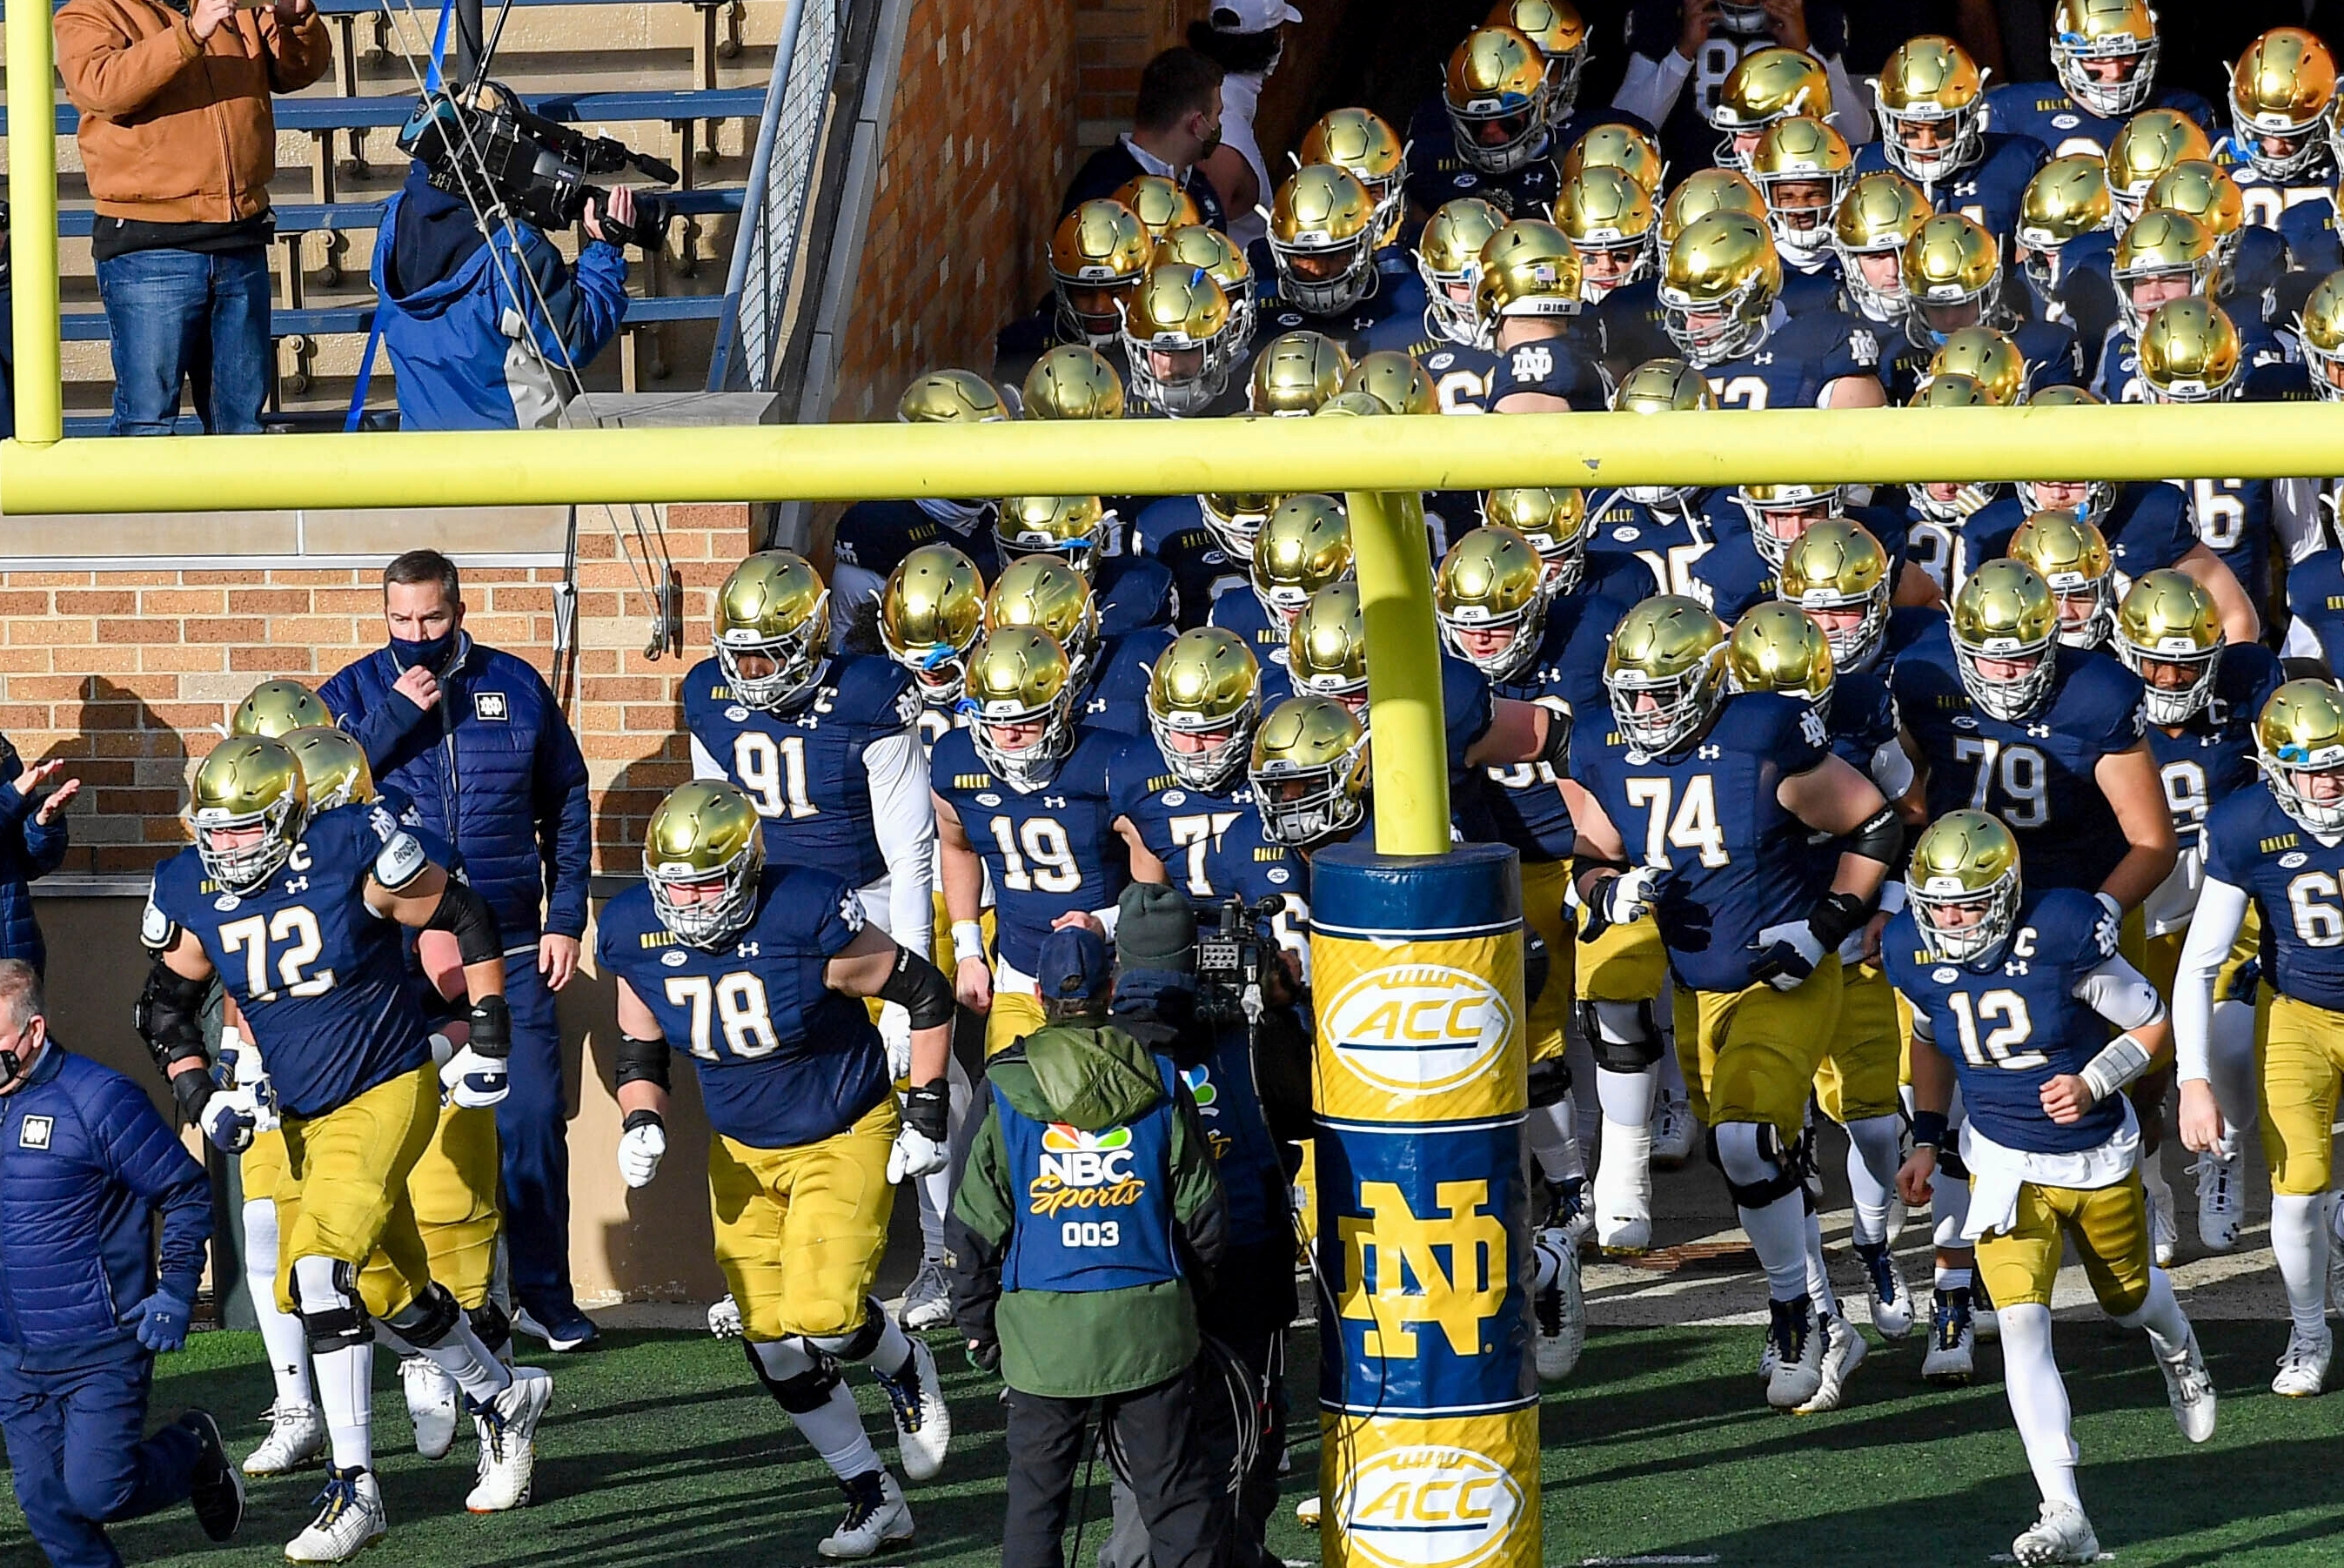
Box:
[1708,1122,1807,1211]
[1578,999,1663,1073]
[803,1297,889,1362]
[292,1256,368,1354]
[745,1337,842,1414]
[242,1197,279,1273]
[1525,1055,1573,1109]
[467,1301,511,1357]
[383,1282,463,1349]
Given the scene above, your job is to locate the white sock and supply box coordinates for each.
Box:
[1842,1116,1902,1248]
[1715,1123,1809,1299]
[1528,1101,1584,1185]
[2207,1000,2260,1137]
[1932,1159,1972,1251]
[1936,1263,1974,1292]
[244,1199,315,1410]
[867,1312,915,1379]
[1997,1303,2082,1511]
[752,1341,883,1480]
[2272,1193,2330,1338]
[418,1315,513,1406]
[1804,1207,1840,1319]
[1593,1116,1652,1229]
[2111,1268,2189,1359]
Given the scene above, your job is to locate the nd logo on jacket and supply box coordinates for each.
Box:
[1027,1124,1148,1217]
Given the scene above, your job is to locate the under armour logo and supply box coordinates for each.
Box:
[283,876,310,895]
[1042,796,1068,808]
[2026,723,2052,738]
[1749,352,1775,366]
[736,941,760,958]
[2004,960,2031,975]
[1954,180,1979,197]
[1698,743,1723,760]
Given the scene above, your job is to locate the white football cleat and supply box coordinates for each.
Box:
[1531,1230,1585,1382]
[2012,1500,2100,1565]
[708,1294,744,1339]
[2273,1324,2333,1397]
[1295,1495,1323,1527]
[284,1467,386,1563]
[2191,1147,2243,1253]
[242,1401,325,1478]
[1650,1090,1697,1169]
[1795,1312,1867,1415]
[401,1355,460,1460]
[465,1365,554,1512]
[2156,1327,2218,1444]
[2141,1156,2179,1267]
[820,1469,914,1559]
[875,1335,953,1482]
[1923,1288,1975,1387]
[1595,1210,1651,1254]
[898,1258,955,1332]
[1854,1242,1913,1342]
[1765,1297,1825,1411]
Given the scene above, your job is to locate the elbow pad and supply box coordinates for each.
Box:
[1536,704,1573,772]
[1847,804,1902,868]
[614,1033,671,1093]
[134,961,211,1078]
[876,946,956,1033]
[423,878,505,968]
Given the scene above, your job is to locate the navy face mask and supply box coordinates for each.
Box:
[391,630,459,673]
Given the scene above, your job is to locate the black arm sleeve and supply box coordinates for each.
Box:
[1847,803,1903,868]
[422,877,505,968]
[875,946,956,1033]
[614,1033,671,1093]
[133,960,211,1078]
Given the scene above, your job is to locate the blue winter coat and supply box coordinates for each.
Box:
[0,740,70,975]
[0,1048,211,1372]
[321,635,591,945]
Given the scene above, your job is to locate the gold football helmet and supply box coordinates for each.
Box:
[1658,211,1782,367]
[2144,159,2247,273]
[1436,526,1549,681]
[995,493,1114,575]
[1553,166,1656,301]
[1490,0,1590,118]
[2016,156,2113,298]
[1155,224,1257,358]
[1902,212,2005,345]
[2016,384,2114,523]
[1737,481,1846,568]
[2137,298,2242,404]
[2051,0,2161,117]
[1343,350,1440,415]
[2258,679,2344,834]
[1483,486,1593,593]
[1612,358,1716,504]
[963,627,1080,789]
[1656,167,1766,264]
[1249,329,1352,417]
[230,679,332,740]
[281,726,377,817]
[1198,488,1290,559]
[1726,601,1836,718]
[2110,209,2219,333]
[1928,325,2028,406]
[1289,582,1370,706]
[1776,518,1892,672]
[1253,494,1354,627]
[1112,174,1203,243]
[1560,122,1666,198]
[644,781,767,948]
[984,556,1101,683]
[1476,218,1584,332]
[2105,108,2213,227]
[1120,263,1236,417]
[1605,595,1728,755]
[2113,569,2225,726]
[1314,390,1390,419]
[898,367,1007,425]
[1710,47,1830,169]
[1445,25,1550,176]
[1267,164,1380,317]
[878,544,986,706]
[1249,695,1370,848]
[2296,269,2344,402]
[1905,374,2003,521]
[1905,808,2022,965]
[1300,108,1410,248]
[1147,627,1262,791]
[2009,509,2117,647]
[1021,343,1126,421]
[1048,200,1152,345]
[191,736,308,894]
[1950,559,2059,720]
[2230,27,2339,182]
[1875,36,1986,184]
[1831,169,1930,319]
[715,550,829,710]
[1749,116,1853,254]
[1416,198,1509,336]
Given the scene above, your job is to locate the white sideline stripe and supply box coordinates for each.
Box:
[1581,1557,1724,1565]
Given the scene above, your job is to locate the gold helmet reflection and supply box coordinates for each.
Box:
[281,726,376,817]
[1906,808,2022,964]
[1249,329,1353,417]
[1147,627,1262,791]
[191,736,307,894]
[1950,559,2059,720]
[231,680,332,740]
[644,781,767,948]
[1021,343,1127,421]
[715,550,829,710]
[2112,569,2225,726]
[2009,510,2117,648]
[1776,518,1892,672]
[879,544,986,706]
[1253,494,1354,627]
[1435,526,1550,682]
[1604,594,1728,755]
[1249,695,1370,848]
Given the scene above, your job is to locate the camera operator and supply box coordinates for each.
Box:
[372,158,632,430]
[56,0,332,436]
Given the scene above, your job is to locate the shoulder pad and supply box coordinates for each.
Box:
[138,892,178,954]
[366,804,401,844]
[375,829,430,891]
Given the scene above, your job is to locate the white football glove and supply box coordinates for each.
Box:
[2092,890,2124,959]
[427,1030,457,1071]
[1749,918,1827,991]
[440,1044,510,1110]
[1599,865,1660,928]
[887,1123,947,1183]
[616,1113,666,1189]
[198,1084,261,1154]
[707,1294,744,1339]
[878,1002,914,1082]
[217,1028,267,1089]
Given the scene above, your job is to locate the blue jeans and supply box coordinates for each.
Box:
[0,1353,198,1568]
[94,245,270,435]
[497,950,577,1315]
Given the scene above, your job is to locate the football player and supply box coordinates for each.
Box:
[2006,511,2124,652]
[142,739,550,1558]
[1247,328,1353,417]
[1473,219,1611,411]
[1746,115,1857,314]
[1552,165,1658,318]
[995,200,1149,386]
[1899,373,2012,592]
[1357,197,1506,386]
[1021,342,1128,424]
[1258,164,1406,351]
[2148,159,2288,318]
[1983,0,2216,159]
[600,781,955,1557]
[1612,10,1872,185]
[1211,493,1353,700]
[1403,25,1565,221]
[1658,211,1887,410]
[1132,487,1276,632]
[1119,262,1249,419]
[1565,594,1899,1412]
[1860,35,2049,238]
[1830,168,1931,335]
[2215,28,2342,272]
[1154,222,1261,371]
[987,555,1169,739]
[827,372,1008,638]
[1892,810,2214,1565]
[1589,359,1721,598]
[1697,475,1937,625]
[2105,105,2213,231]
[2094,210,2284,405]
[1892,215,2083,396]
[995,493,1175,637]
[1298,106,1416,300]
[2014,156,2121,376]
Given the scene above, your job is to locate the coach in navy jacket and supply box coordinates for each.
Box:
[0,960,239,1565]
[321,548,598,1347]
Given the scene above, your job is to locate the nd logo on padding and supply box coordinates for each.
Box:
[1324,964,1512,1096]
[1337,1444,1523,1568]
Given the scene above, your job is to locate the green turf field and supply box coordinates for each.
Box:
[11,1319,2344,1566]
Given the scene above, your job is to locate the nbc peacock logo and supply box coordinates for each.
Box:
[1029,1122,1145,1216]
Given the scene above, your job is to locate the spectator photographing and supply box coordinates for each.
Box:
[55,0,332,436]
[1063,47,1231,233]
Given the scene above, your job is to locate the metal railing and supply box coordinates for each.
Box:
[705,0,840,391]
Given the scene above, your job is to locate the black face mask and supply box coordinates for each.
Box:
[0,1022,35,1089]
[1198,123,1224,159]
[390,629,460,674]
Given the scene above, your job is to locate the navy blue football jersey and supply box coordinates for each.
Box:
[1087,552,1177,638]
[2146,641,2281,861]
[1778,251,1846,318]
[1106,736,1309,939]
[933,726,1128,973]
[1357,301,1470,360]
[1249,246,1413,356]
[1684,515,1777,623]
[832,500,999,595]
[1701,305,1887,409]
[684,653,921,888]
[597,865,887,1149]
[1077,627,1175,736]
[1416,341,1505,413]
[2206,782,2344,1011]
[1954,481,2196,590]
[2093,314,2289,404]
[148,803,433,1118]
[1893,626,2148,894]
[1586,491,1718,598]
[1852,131,2048,240]
[2211,136,2340,250]
[1402,96,1562,221]
[1884,887,2126,1155]
[2019,231,2120,381]
[1487,332,1611,410]
[2287,547,2344,669]
[1572,691,1837,992]
[1131,496,1250,631]
[1984,83,2216,160]
[1480,586,1629,861]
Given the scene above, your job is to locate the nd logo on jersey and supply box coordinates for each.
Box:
[1336,1445,1524,1568]
[1028,1124,1145,1217]
[1323,964,1514,1100]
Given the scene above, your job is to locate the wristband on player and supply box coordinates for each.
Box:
[467,994,512,1059]
[951,921,988,967]
[902,1080,949,1142]
[1805,889,1872,953]
[2079,1032,2154,1106]
[621,1107,666,1136]
[1910,1110,1949,1149]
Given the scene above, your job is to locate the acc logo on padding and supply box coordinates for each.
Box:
[1324,965,1512,1096]
[1338,1445,1523,1568]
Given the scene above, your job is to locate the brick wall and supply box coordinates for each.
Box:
[1075,0,1196,145]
